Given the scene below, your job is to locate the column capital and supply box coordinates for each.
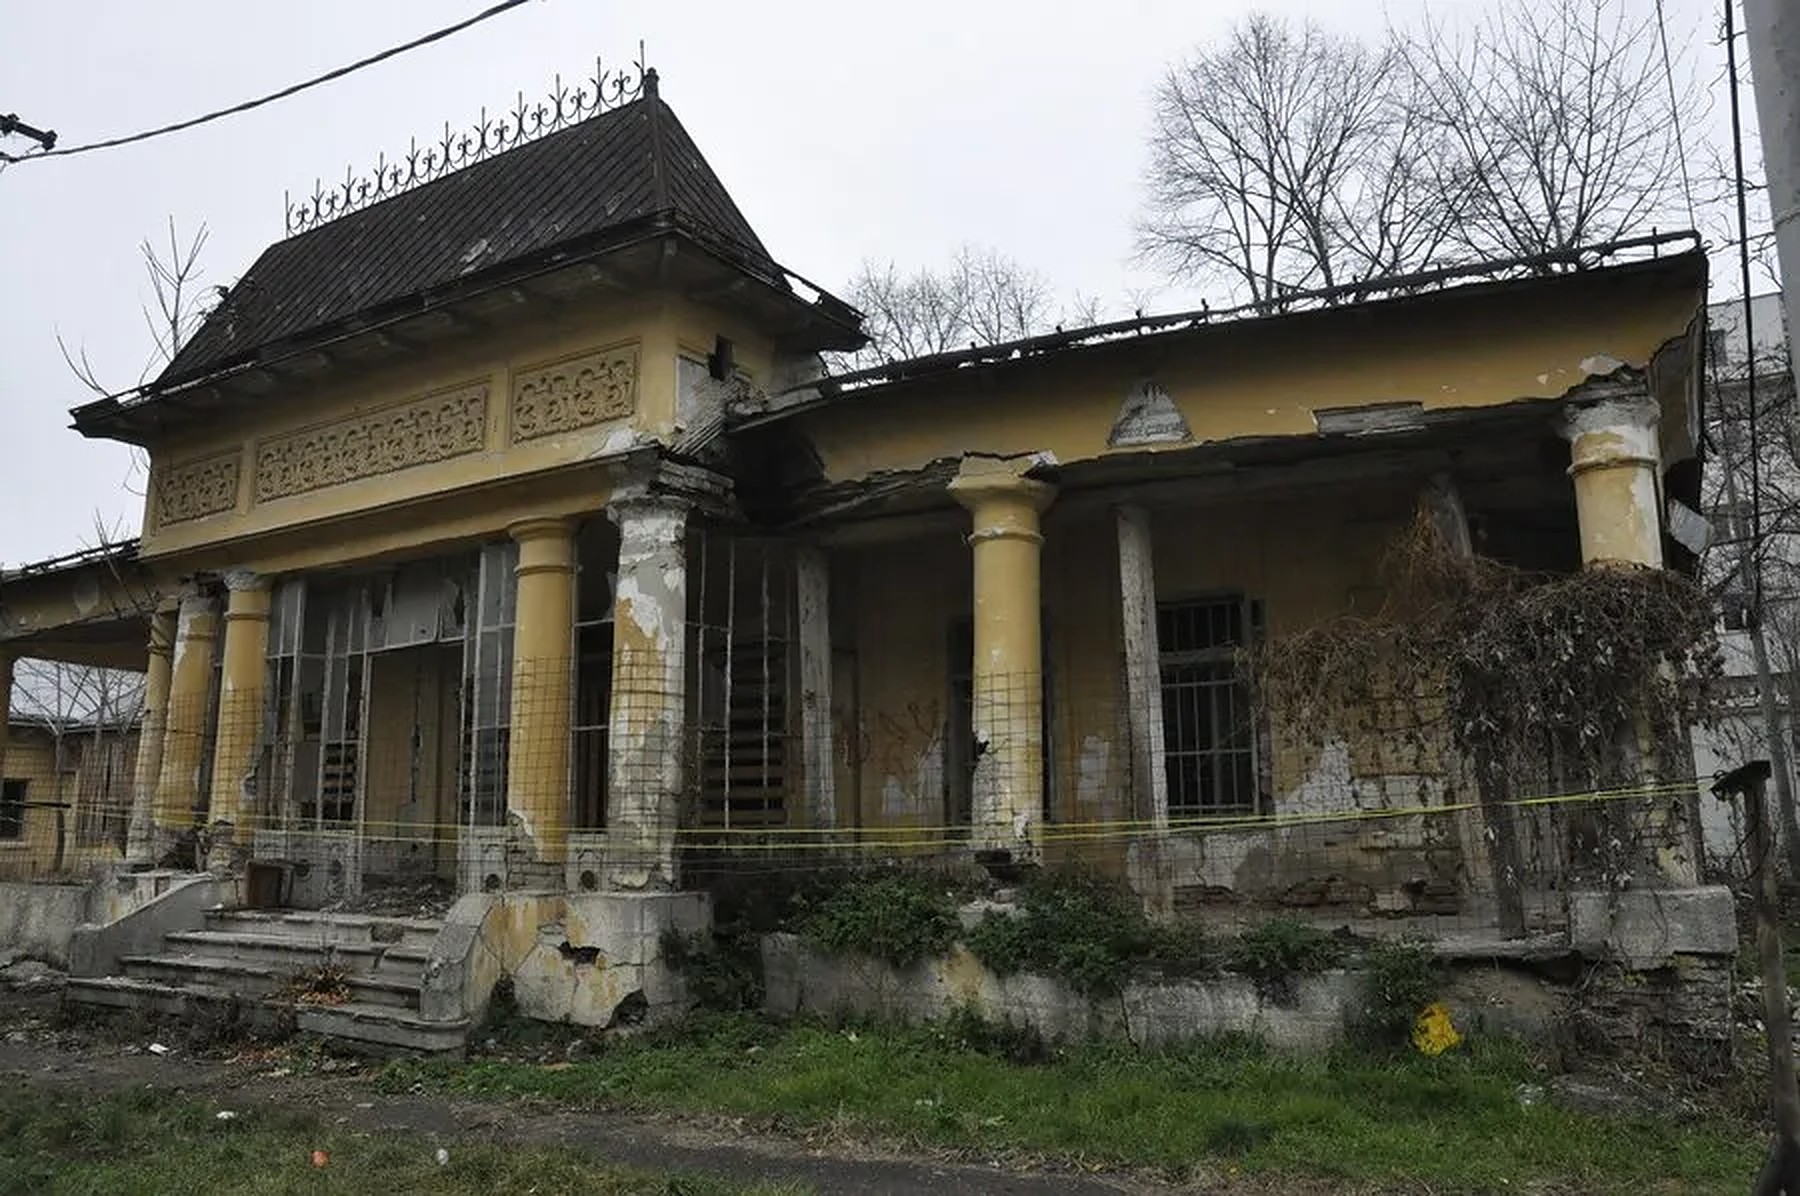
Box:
[1557,387,1658,434]
[607,494,692,547]
[506,516,576,544]
[1561,398,1661,482]
[948,455,1057,514]
[508,517,575,580]
[221,569,272,594]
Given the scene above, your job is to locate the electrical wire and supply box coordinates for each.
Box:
[1724,0,1763,604]
[0,0,536,165]
[1653,0,1700,231]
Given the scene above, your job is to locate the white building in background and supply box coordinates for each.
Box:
[1693,292,1795,873]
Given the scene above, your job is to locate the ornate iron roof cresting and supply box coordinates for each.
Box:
[283,44,650,235]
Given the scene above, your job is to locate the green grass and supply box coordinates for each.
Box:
[380,1014,1763,1195]
[0,1081,801,1196]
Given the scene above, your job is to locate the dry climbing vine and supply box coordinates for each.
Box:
[1251,506,1723,900]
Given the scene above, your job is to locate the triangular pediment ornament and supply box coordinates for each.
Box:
[1109,379,1191,447]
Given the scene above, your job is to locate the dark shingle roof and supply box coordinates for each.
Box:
[157,81,778,389]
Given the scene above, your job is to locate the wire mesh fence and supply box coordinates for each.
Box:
[11,653,1716,941]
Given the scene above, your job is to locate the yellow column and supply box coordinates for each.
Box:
[1561,393,1695,884]
[505,518,576,867]
[125,602,178,863]
[949,456,1056,861]
[207,573,271,867]
[153,588,218,859]
[1561,394,1664,568]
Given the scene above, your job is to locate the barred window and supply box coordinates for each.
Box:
[1158,596,1259,817]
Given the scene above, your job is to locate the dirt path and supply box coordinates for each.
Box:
[0,1031,1173,1195]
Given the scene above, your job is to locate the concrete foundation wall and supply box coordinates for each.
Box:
[422,890,711,1028]
[762,932,1357,1052]
[0,868,208,968]
[0,881,89,967]
[762,890,1739,1065]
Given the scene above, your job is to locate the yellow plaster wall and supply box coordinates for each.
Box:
[0,729,138,879]
[840,534,967,838]
[837,483,1444,876]
[793,276,1701,486]
[139,292,683,564]
[0,563,157,670]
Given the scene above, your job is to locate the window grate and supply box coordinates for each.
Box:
[1158,596,1259,817]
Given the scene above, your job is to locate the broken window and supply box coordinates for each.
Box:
[573,519,616,830]
[1158,595,1260,817]
[693,535,793,830]
[0,779,23,841]
[460,541,517,827]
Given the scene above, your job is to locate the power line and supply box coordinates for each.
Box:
[1725,0,1762,596]
[0,0,536,165]
[1652,0,1699,231]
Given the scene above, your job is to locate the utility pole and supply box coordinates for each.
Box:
[1747,0,1799,383]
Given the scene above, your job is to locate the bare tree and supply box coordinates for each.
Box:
[839,245,1104,370]
[1139,14,1457,309]
[1141,2,1697,300]
[1397,0,1695,262]
[57,218,212,496]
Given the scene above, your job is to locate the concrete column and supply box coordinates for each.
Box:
[604,497,689,890]
[1560,394,1664,568]
[794,544,836,834]
[1561,395,1697,888]
[505,518,577,868]
[0,653,12,819]
[1115,506,1168,831]
[125,603,178,863]
[153,587,219,860]
[207,572,271,868]
[949,456,1056,861]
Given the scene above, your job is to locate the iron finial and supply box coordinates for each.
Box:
[282,44,653,236]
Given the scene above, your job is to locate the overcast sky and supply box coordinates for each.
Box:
[0,0,1746,566]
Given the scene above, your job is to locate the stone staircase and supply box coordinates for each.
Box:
[65,907,470,1053]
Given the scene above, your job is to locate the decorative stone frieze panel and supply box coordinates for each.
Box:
[253,382,489,502]
[511,344,638,443]
[154,453,240,526]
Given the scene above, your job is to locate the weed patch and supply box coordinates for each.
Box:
[965,870,1212,995]
[1225,918,1347,1001]
[802,872,960,967]
[1356,937,1444,1049]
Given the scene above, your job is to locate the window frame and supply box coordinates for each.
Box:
[1155,592,1266,820]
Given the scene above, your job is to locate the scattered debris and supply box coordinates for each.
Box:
[435,1147,450,1166]
[311,1149,330,1168]
[0,960,61,991]
[147,1043,171,1057]
[282,964,352,1007]
[215,1110,237,1121]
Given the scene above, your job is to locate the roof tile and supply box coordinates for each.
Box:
[157,91,776,388]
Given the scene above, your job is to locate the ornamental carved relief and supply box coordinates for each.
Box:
[253,382,489,502]
[510,344,638,443]
[155,454,240,526]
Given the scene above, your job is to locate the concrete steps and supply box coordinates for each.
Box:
[64,906,468,1054]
